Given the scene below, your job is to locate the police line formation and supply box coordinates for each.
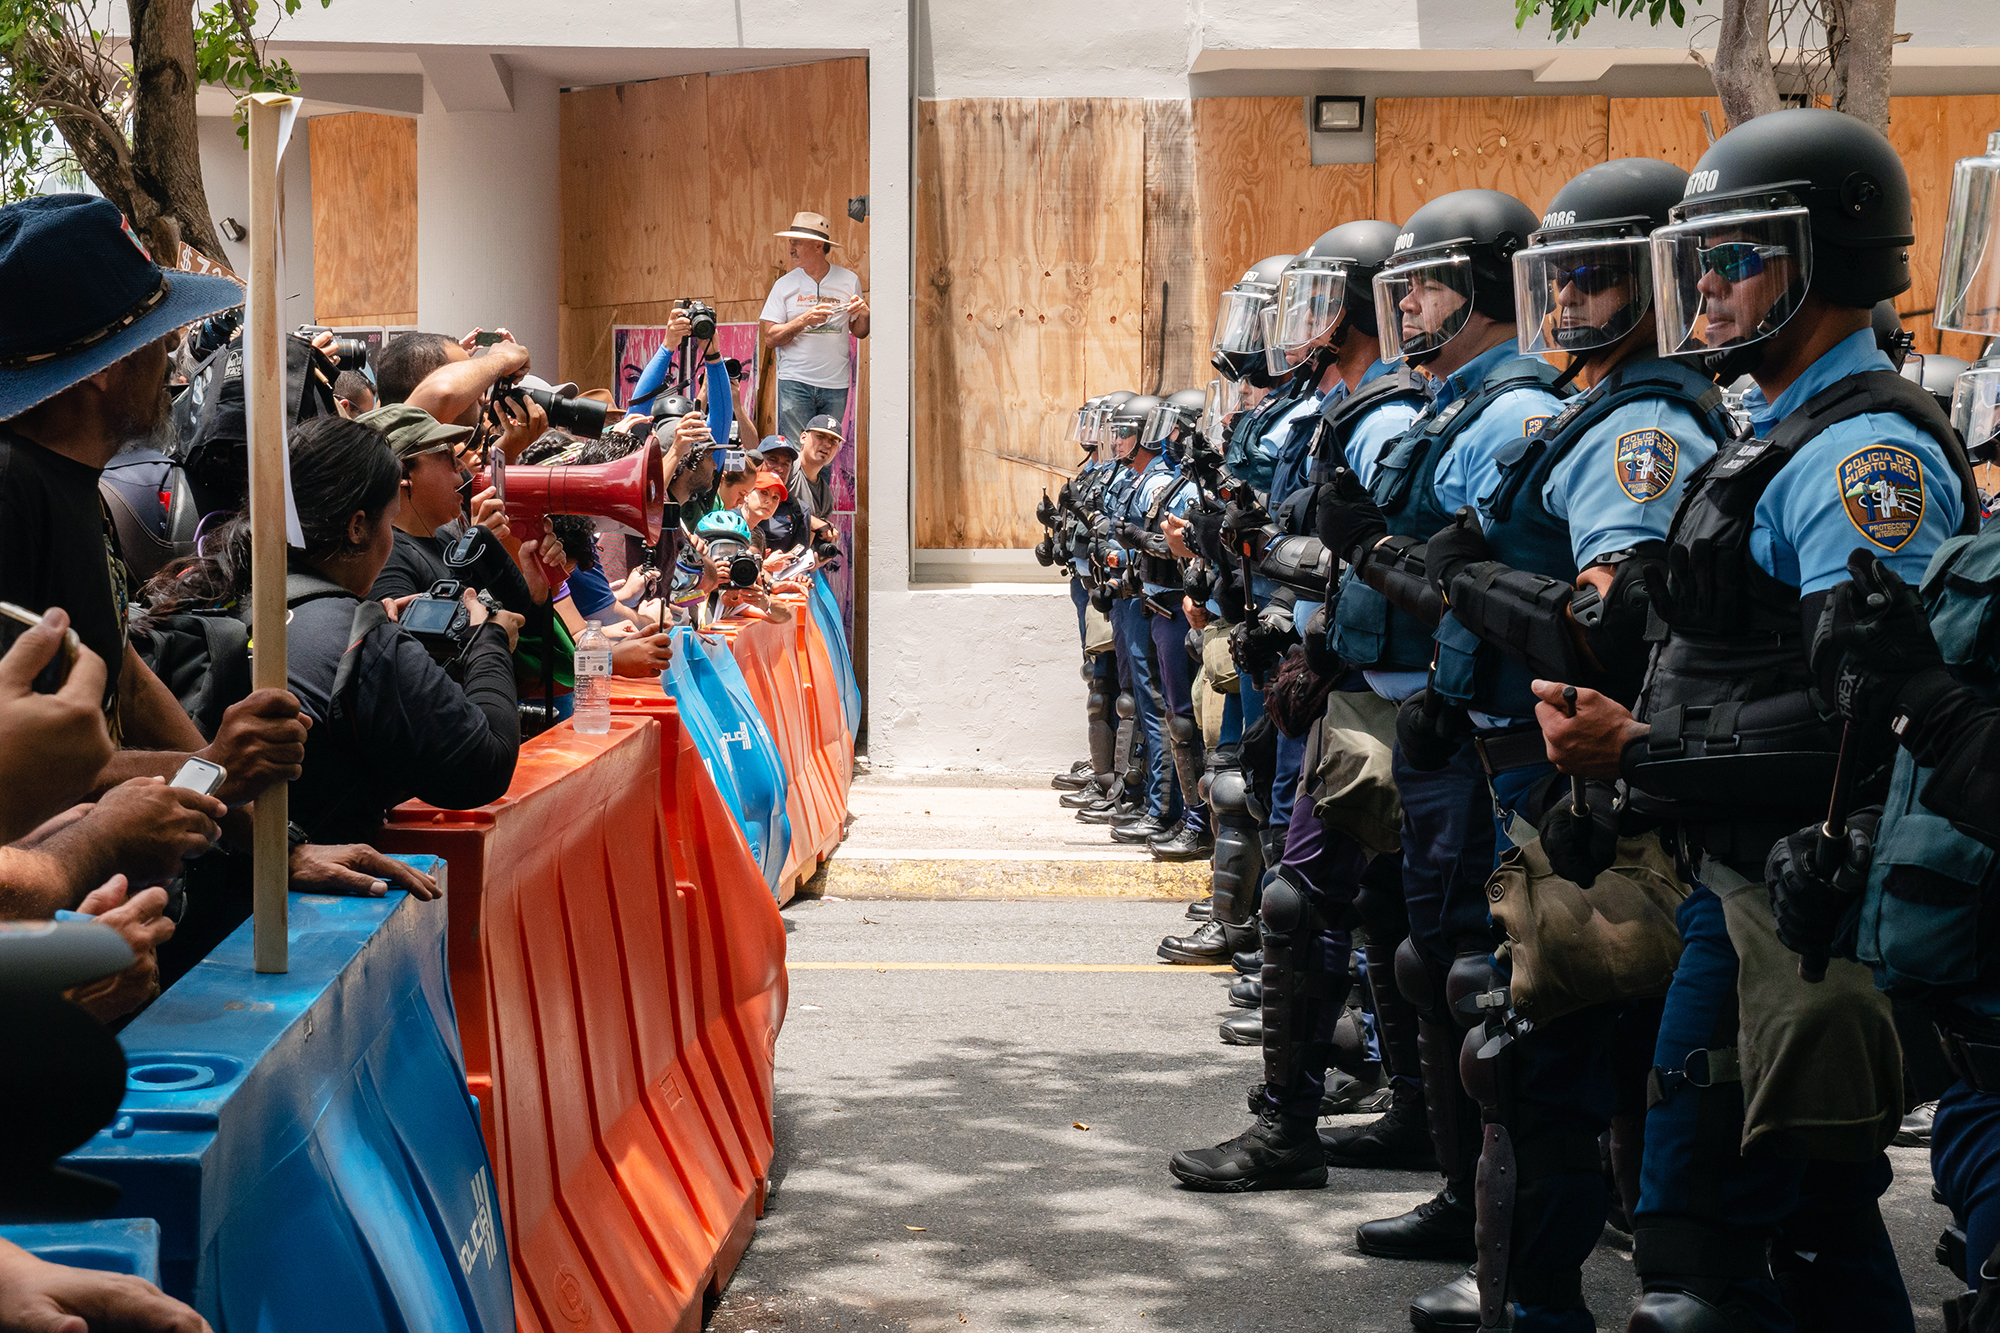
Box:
[1031,108,2000,1333]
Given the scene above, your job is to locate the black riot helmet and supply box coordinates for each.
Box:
[1651,107,1915,380]
[1212,254,1295,384]
[1068,394,1106,455]
[1142,388,1209,461]
[1374,189,1540,367]
[1268,220,1402,375]
[1871,300,1916,363]
[1515,157,1687,359]
[1106,394,1161,461]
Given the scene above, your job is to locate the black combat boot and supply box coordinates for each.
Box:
[1408,1268,1480,1332]
[1228,976,1261,1008]
[1158,918,1253,965]
[1075,798,1134,825]
[1148,825,1212,861]
[1110,814,1171,843]
[1232,947,1262,975]
[1320,1078,1437,1170]
[1185,894,1213,920]
[1168,1107,1326,1192]
[1354,1185,1477,1261]
[1219,1010,1260,1045]
[1059,778,1111,809]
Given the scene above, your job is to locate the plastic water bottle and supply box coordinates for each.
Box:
[573,620,613,734]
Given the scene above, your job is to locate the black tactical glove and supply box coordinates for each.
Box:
[1537,779,1622,888]
[1764,806,1880,980]
[1193,508,1228,565]
[1425,507,1493,599]
[1395,687,1474,772]
[1230,615,1297,680]
[1810,548,1945,730]
[1037,490,1060,527]
[1316,467,1388,565]
[1301,602,1338,678]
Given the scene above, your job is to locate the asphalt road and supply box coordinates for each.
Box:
[707,898,1959,1333]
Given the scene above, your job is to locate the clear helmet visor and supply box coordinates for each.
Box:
[1375,252,1475,363]
[1201,377,1240,447]
[1953,362,2000,463]
[1274,261,1351,357]
[1064,406,1089,447]
[1514,235,1653,356]
[1141,404,1177,449]
[1938,133,2000,336]
[1260,306,1288,377]
[1106,420,1142,458]
[1212,288,1271,356]
[1650,205,1813,360]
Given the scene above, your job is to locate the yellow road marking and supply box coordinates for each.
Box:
[788,961,1235,973]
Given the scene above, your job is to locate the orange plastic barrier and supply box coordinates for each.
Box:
[787,593,855,801]
[717,612,845,890]
[380,713,785,1333]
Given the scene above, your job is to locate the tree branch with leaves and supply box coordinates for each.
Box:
[0,0,327,264]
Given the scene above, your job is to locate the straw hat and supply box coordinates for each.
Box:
[774,211,840,248]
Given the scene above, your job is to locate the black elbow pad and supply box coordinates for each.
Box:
[1358,536,1443,629]
[1573,543,1669,691]
[1443,560,1584,682]
[1256,535,1332,597]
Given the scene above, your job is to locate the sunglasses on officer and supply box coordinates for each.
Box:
[1552,260,1634,295]
[1696,241,1792,282]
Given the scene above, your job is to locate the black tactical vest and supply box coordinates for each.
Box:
[1631,370,1983,866]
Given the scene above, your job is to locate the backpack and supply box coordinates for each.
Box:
[170,333,341,516]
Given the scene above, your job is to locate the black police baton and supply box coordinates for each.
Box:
[1799,720,1859,984]
[1560,685,1590,819]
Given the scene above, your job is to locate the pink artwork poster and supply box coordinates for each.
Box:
[715,323,761,444]
[611,325,671,411]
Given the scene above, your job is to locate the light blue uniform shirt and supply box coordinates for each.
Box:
[1429,344,1568,519]
[1516,387,1720,567]
[1742,328,1965,593]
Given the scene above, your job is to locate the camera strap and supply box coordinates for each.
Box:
[284,571,390,742]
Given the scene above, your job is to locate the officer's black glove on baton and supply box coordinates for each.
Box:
[1396,687,1474,772]
[1810,548,1944,731]
[1765,807,1879,979]
[1425,507,1492,599]
[1316,468,1387,566]
[1538,780,1622,888]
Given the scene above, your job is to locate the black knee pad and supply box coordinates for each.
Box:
[1394,936,1436,1013]
[1167,712,1197,748]
[1445,950,1504,1030]
[1260,870,1305,934]
[1115,690,1136,721]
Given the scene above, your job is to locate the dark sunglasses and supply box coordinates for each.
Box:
[1697,241,1791,282]
[1552,261,1633,295]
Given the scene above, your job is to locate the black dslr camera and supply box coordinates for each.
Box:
[498,381,610,439]
[811,530,844,572]
[706,536,762,590]
[678,299,718,342]
[399,579,501,665]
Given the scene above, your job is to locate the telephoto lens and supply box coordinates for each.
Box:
[519,386,610,438]
[327,337,368,369]
[681,300,718,342]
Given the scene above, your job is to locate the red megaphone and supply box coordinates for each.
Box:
[475,438,666,588]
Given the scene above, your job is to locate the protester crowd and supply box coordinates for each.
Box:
[0,191,854,1328]
[1036,107,2000,1332]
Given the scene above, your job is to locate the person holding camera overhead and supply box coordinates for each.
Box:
[145,416,523,845]
[760,211,868,443]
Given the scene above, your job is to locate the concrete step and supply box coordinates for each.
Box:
[817,774,1211,900]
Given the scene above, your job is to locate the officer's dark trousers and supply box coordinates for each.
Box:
[1110,598,1169,817]
[1261,790,1366,1121]
[1070,575,1088,647]
[1934,1082,2000,1294]
[1394,739,1500,972]
[1148,603,1205,832]
[1637,883,1913,1333]
[1267,598,1321,832]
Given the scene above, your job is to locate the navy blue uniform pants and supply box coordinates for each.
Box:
[1110,598,1169,817]
[1394,738,1500,972]
[1147,603,1205,832]
[1935,1081,2000,1293]
[1637,883,1912,1333]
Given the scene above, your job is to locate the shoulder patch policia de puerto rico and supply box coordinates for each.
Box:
[1838,445,1926,552]
[1614,428,1678,503]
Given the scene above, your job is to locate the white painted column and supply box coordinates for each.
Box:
[414,72,560,365]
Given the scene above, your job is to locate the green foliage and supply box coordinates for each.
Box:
[1513,0,1694,42]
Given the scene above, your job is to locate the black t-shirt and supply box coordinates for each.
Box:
[0,429,129,734]
[369,525,535,615]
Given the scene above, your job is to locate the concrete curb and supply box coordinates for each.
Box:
[815,856,1210,900]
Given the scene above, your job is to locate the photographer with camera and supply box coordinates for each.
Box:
[627,303,728,417]
[147,416,522,845]
[761,212,868,442]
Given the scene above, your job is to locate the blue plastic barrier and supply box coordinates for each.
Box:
[64,861,513,1332]
[665,624,791,891]
[811,571,862,736]
[0,1219,160,1285]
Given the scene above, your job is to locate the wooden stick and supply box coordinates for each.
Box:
[246,93,294,974]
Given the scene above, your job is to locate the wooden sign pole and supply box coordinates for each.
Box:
[246,92,295,974]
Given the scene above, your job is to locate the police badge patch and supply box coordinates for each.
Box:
[1838,445,1926,551]
[1524,415,1554,438]
[1614,429,1678,503]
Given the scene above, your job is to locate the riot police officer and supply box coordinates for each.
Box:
[1405,158,1730,1333]
[1129,388,1217,861]
[1314,187,1571,1263]
[1537,107,1980,1332]
[1167,219,1426,1188]
[1049,398,1116,798]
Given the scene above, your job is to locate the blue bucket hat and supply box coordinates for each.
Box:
[0,194,246,421]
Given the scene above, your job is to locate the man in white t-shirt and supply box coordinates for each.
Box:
[758,211,869,443]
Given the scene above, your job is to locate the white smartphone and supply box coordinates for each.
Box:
[169,756,227,797]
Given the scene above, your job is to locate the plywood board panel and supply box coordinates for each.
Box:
[558,77,712,310]
[1607,97,1725,170]
[1191,98,1374,342]
[913,98,1145,549]
[1885,96,2000,359]
[1143,99,1202,396]
[707,58,870,309]
[309,113,417,323]
[1373,96,1607,222]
